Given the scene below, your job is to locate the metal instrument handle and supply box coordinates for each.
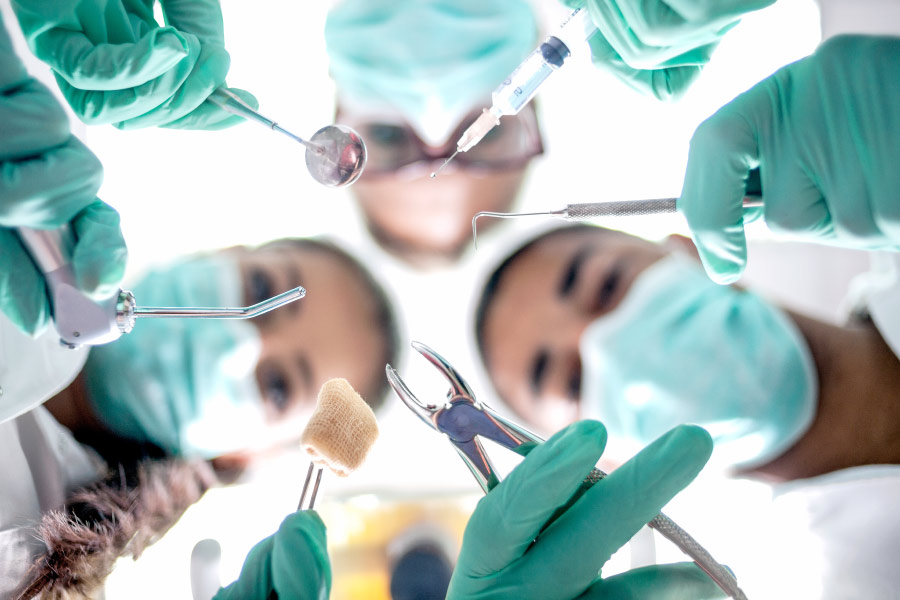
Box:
[565,196,763,219]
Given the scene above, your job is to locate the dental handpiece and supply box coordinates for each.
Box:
[432,7,596,178]
[17,226,305,349]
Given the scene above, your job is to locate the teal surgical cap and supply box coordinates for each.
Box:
[325,0,538,146]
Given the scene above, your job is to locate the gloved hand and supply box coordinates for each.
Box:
[448,421,724,600]
[563,0,775,100]
[213,511,332,600]
[0,13,127,336]
[10,0,257,130]
[679,35,900,284]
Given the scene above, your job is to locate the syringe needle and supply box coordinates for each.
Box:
[430,150,459,179]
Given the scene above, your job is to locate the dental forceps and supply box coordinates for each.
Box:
[386,341,748,600]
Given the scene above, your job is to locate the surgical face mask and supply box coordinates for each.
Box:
[83,256,267,458]
[579,254,817,469]
[325,0,538,147]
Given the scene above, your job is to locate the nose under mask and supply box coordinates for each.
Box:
[82,255,267,458]
[579,254,817,469]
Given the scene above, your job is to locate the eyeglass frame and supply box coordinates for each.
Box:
[335,102,544,178]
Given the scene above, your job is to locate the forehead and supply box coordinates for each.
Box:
[486,228,611,318]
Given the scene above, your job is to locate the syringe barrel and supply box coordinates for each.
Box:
[490,47,558,116]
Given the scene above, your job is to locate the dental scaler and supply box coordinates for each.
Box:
[432,7,595,178]
[18,227,304,349]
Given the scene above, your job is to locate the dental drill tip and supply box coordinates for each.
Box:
[430,150,459,179]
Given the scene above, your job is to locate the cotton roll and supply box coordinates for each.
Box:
[300,378,379,477]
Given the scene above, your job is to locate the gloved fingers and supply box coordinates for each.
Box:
[459,420,608,576]
[513,425,713,597]
[211,536,276,600]
[585,33,703,100]
[678,81,768,283]
[70,201,128,300]
[0,18,29,89]
[0,228,50,336]
[610,0,736,51]
[0,78,70,161]
[576,563,727,599]
[585,0,724,68]
[114,42,230,130]
[35,27,189,91]
[271,511,332,598]
[665,0,776,23]
[0,136,103,229]
[761,163,834,241]
[160,0,227,47]
[55,35,200,126]
[161,86,258,130]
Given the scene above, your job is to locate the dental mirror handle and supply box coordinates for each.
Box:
[208,88,322,153]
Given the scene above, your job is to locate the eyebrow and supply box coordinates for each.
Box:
[557,244,591,298]
[529,349,549,397]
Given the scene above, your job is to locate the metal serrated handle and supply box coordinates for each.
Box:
[584,467,747,600]
[566,199,679,219]
[565,196,763,220]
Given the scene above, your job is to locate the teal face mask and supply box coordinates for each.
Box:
[83,255,266,458]
[579,254,817,469]
[325,0,537,146]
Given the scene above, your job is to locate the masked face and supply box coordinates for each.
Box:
[480,226,817,468]
[579,254,817,468]
[83,255,265,458]
[480,227,667,435]
[83,243,390,458]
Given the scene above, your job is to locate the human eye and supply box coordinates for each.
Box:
[368,124,410,147]
[247,267,275,305]
[257,361,291,415]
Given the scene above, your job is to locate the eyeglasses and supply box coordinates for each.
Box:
[336,104,543,177]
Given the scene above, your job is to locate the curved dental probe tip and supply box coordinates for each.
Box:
[471,210,559,249]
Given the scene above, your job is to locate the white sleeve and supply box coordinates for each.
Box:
[866,256,900,360]
[0,408,103,597]
[0,313,89,424]
[843,253,900,361]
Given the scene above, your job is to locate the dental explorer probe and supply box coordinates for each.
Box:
[17,226,304,349]
[431,7,595,178]
[208,88,367,188]
[472,196,764,247]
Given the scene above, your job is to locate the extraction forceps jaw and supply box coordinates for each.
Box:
[410,341,477,402]
[385,364,441,430]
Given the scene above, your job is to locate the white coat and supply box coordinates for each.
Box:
[0,315,104,598]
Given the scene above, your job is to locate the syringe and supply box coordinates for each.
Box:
[431,7,596,178]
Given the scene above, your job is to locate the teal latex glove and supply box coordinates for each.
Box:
[213,511,331,600]
[564,0,774,100]
[10,0,257,130]
[0,13,127,335]
[679,35,900,284]
[448,421,724,600]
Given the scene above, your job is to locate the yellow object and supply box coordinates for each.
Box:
[320,493,478,600]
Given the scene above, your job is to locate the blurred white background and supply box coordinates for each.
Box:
[5,0,888,597]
